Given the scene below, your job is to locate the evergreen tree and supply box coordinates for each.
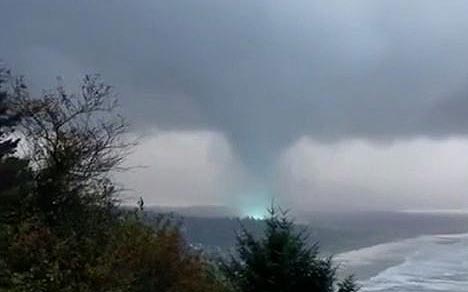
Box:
[337,276,359,292]
[225,207,358,292]
[0,67,29,290]
[0,68,31,220]
[0,67,21,159]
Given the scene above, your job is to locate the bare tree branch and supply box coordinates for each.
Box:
[11,74,135,214]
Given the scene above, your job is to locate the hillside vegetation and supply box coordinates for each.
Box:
[0,68,357,292]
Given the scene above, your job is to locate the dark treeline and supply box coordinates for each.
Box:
[0,67,357,292]
[157,210,468,257]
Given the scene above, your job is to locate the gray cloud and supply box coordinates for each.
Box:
[118,130,248,206]
[276,137,468,211]
[3,1,468,210]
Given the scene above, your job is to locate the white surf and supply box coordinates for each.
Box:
[336,233,468,292]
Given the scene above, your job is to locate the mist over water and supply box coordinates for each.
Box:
[337,233,468,292]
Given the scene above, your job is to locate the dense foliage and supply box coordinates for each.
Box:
[0,69,231,292]
[0,67,357,292]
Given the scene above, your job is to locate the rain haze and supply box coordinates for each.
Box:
[3,0,468,215]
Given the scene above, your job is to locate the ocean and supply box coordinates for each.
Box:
[336,233,468,292]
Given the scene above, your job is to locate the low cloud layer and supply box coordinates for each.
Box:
[277,138,468,211]
[3,0,468,210]
[121,133,468,212]
[120,130,248,207]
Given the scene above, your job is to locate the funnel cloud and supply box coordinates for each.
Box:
[3,0,468,211]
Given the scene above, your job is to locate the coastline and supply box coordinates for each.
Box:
[335,232,468,281]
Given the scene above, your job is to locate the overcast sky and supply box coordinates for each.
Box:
[3,0,468,214]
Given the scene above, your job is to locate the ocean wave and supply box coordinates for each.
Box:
[336,233,468,292]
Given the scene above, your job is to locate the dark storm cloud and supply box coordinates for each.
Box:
[3,0,468,171]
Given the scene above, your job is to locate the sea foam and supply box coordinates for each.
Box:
[336,233,468,292]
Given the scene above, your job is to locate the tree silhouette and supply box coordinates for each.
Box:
[0,67,21,159]
[225,206,358,292]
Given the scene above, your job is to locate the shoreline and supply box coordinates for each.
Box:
[335,232,468,281]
